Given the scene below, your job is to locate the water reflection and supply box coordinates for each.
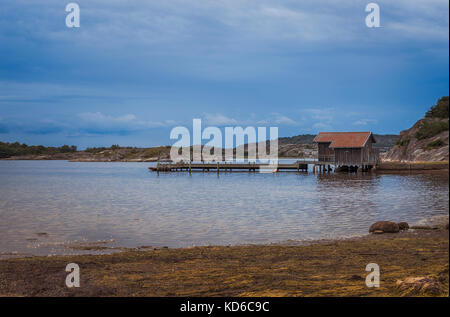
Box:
[0,160,448,256]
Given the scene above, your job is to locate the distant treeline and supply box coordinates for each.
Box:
[85,144,123,153]
[0,142,77,158]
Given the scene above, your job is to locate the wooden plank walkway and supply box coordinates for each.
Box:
[149,161,335,173]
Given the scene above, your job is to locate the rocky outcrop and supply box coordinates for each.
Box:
[278,143,317,158]
[383,97,449,162]
[411,215,449,230]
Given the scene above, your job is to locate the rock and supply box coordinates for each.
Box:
[410,225,437,230]
[397,222,409,230]
[438,264,449,283]
[369,221,400,233]
[373,230,384,234]
[396,277,442,295]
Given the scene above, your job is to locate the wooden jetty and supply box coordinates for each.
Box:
[148,131,380,173]
[148,160,335,173]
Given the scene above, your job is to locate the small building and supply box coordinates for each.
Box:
[313,132,379,170]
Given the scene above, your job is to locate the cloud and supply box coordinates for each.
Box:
[201,112,300,127]
[0,0,447,146]
[0,118,66,135]
[273,115,297,125]
[76,112,172,134]
[24,120,66,135]
[2,1,447,59]
[78,112,138,125]
[0,112,175,137]
[353,118,378,125]
[312,122,332,131]
[303,108,335,131]
[202,113,239,126]
[305,108,334,122]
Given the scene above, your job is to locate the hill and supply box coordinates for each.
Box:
[276,133,398,158]
[1,133,400,162]
[278,133,398,148]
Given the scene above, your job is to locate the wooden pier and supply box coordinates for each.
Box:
[148,132,381,174]
[148,161,335,173]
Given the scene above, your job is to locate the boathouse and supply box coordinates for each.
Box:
[313,132,379,170]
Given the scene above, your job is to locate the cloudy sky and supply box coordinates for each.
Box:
[0,0,448,148]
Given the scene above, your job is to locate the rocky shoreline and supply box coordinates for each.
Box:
[1,225,448,297]
[377,161,449,171]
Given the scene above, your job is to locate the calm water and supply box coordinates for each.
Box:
[0,160,448,256]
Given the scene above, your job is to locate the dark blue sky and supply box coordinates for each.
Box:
[0,0,448,148]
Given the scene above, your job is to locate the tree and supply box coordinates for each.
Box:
[425,96,449,119]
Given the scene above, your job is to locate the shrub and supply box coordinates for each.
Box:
[143,147,162,158]
[426,138,446,150]
[0,142,77,158]
[425,96,449,119]
[59,145,77,153]
[415,121,449,140]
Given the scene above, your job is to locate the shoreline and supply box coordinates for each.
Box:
[377,161,449,171]
[1,158,449,172]
[2,215,448,260]
[1,228,448,297]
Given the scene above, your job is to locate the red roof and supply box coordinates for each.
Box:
[313,132,375,148]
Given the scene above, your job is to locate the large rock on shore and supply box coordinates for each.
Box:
[396,277,442,295]
[369,221,400,233]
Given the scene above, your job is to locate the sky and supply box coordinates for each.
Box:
[0,0,448,148]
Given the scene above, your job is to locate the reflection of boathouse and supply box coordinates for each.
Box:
[313,132,379,171]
